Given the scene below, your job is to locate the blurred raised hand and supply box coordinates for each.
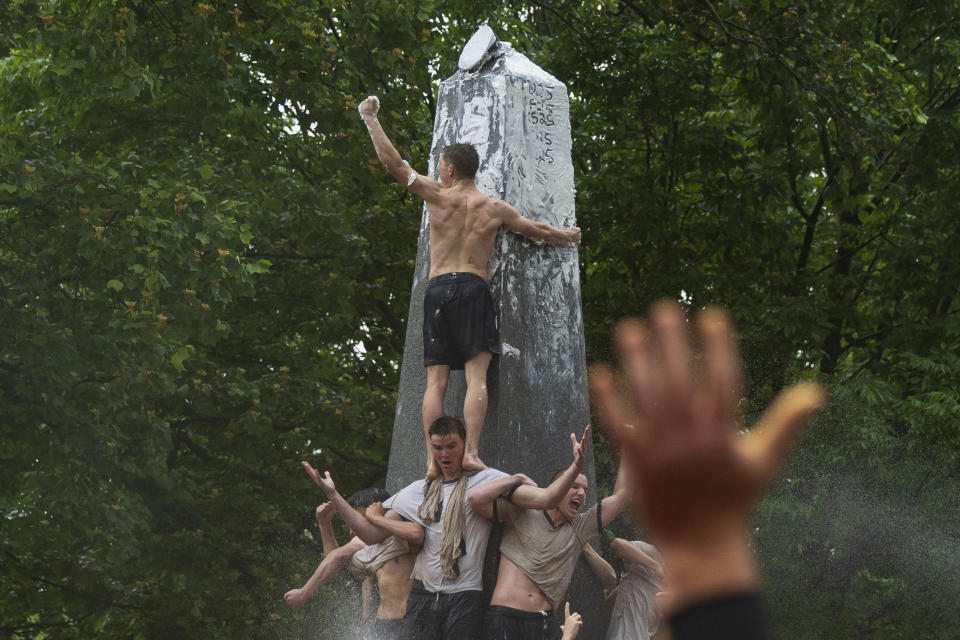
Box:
[590,301,825,608]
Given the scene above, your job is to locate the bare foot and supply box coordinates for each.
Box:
[425,458,441,481]
[462,452,487,472]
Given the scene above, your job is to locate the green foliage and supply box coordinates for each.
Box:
[0,1,434,637]
[2,1,958,639]
[758,386,959,639]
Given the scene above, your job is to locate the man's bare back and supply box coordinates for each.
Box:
[425,182,508,280]
[358,95,579,282]
[419,147,579,284]
[359,93,580,476]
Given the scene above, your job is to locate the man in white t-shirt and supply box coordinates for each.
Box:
[605,538,665,640]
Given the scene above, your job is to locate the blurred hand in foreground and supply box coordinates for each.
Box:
[590,301,825,609]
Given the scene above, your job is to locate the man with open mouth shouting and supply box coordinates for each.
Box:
[468,427,632,640]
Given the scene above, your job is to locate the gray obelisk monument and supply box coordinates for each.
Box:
[385,27,607,638]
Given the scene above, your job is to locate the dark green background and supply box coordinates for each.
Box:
[2,1,957,638]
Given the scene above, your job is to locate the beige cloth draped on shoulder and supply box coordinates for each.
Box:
[417,471,477,580]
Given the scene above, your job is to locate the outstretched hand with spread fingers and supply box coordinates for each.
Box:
[301,461,337,497]
[570,425,590,471]
[589,301,826,607]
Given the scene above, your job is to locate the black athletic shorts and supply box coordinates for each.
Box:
[399,580,484,640]
[484,604,560,640]
[422,272,500,370]
[362,617,402,640]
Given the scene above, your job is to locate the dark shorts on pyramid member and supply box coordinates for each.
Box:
[422,272,500,370]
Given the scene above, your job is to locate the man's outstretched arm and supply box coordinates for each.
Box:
[468,426,589,518]
[300,463,391,544]
[510,425,589,510]
[494,200,581,244]
[582,543,618,590]
[599,450,632,527]
[314,502,340,556]
[466,472,537,520]
[364,502,424,546]
[283,537,365,608]
[610,538,663,578]
[358,95,442,201]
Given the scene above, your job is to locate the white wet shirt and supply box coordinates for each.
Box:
[383,467,507,593]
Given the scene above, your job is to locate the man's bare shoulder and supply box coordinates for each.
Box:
[476,194,514,218]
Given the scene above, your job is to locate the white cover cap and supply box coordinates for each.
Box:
[458,25,498,71]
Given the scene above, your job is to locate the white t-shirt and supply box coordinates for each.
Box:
[607,541,663,640]
[383,467,507,593]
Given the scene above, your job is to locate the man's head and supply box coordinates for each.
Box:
[439,143,479,184]
[345,487,390,536]
[551,469,588,523]
[346,487,390,509]
[428,416,467,479]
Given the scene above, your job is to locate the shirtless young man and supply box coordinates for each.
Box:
[467,450,632,640]
[358,95,581,478]
[283,488,419,640]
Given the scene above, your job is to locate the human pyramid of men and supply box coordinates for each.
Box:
[283,95,828,640]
